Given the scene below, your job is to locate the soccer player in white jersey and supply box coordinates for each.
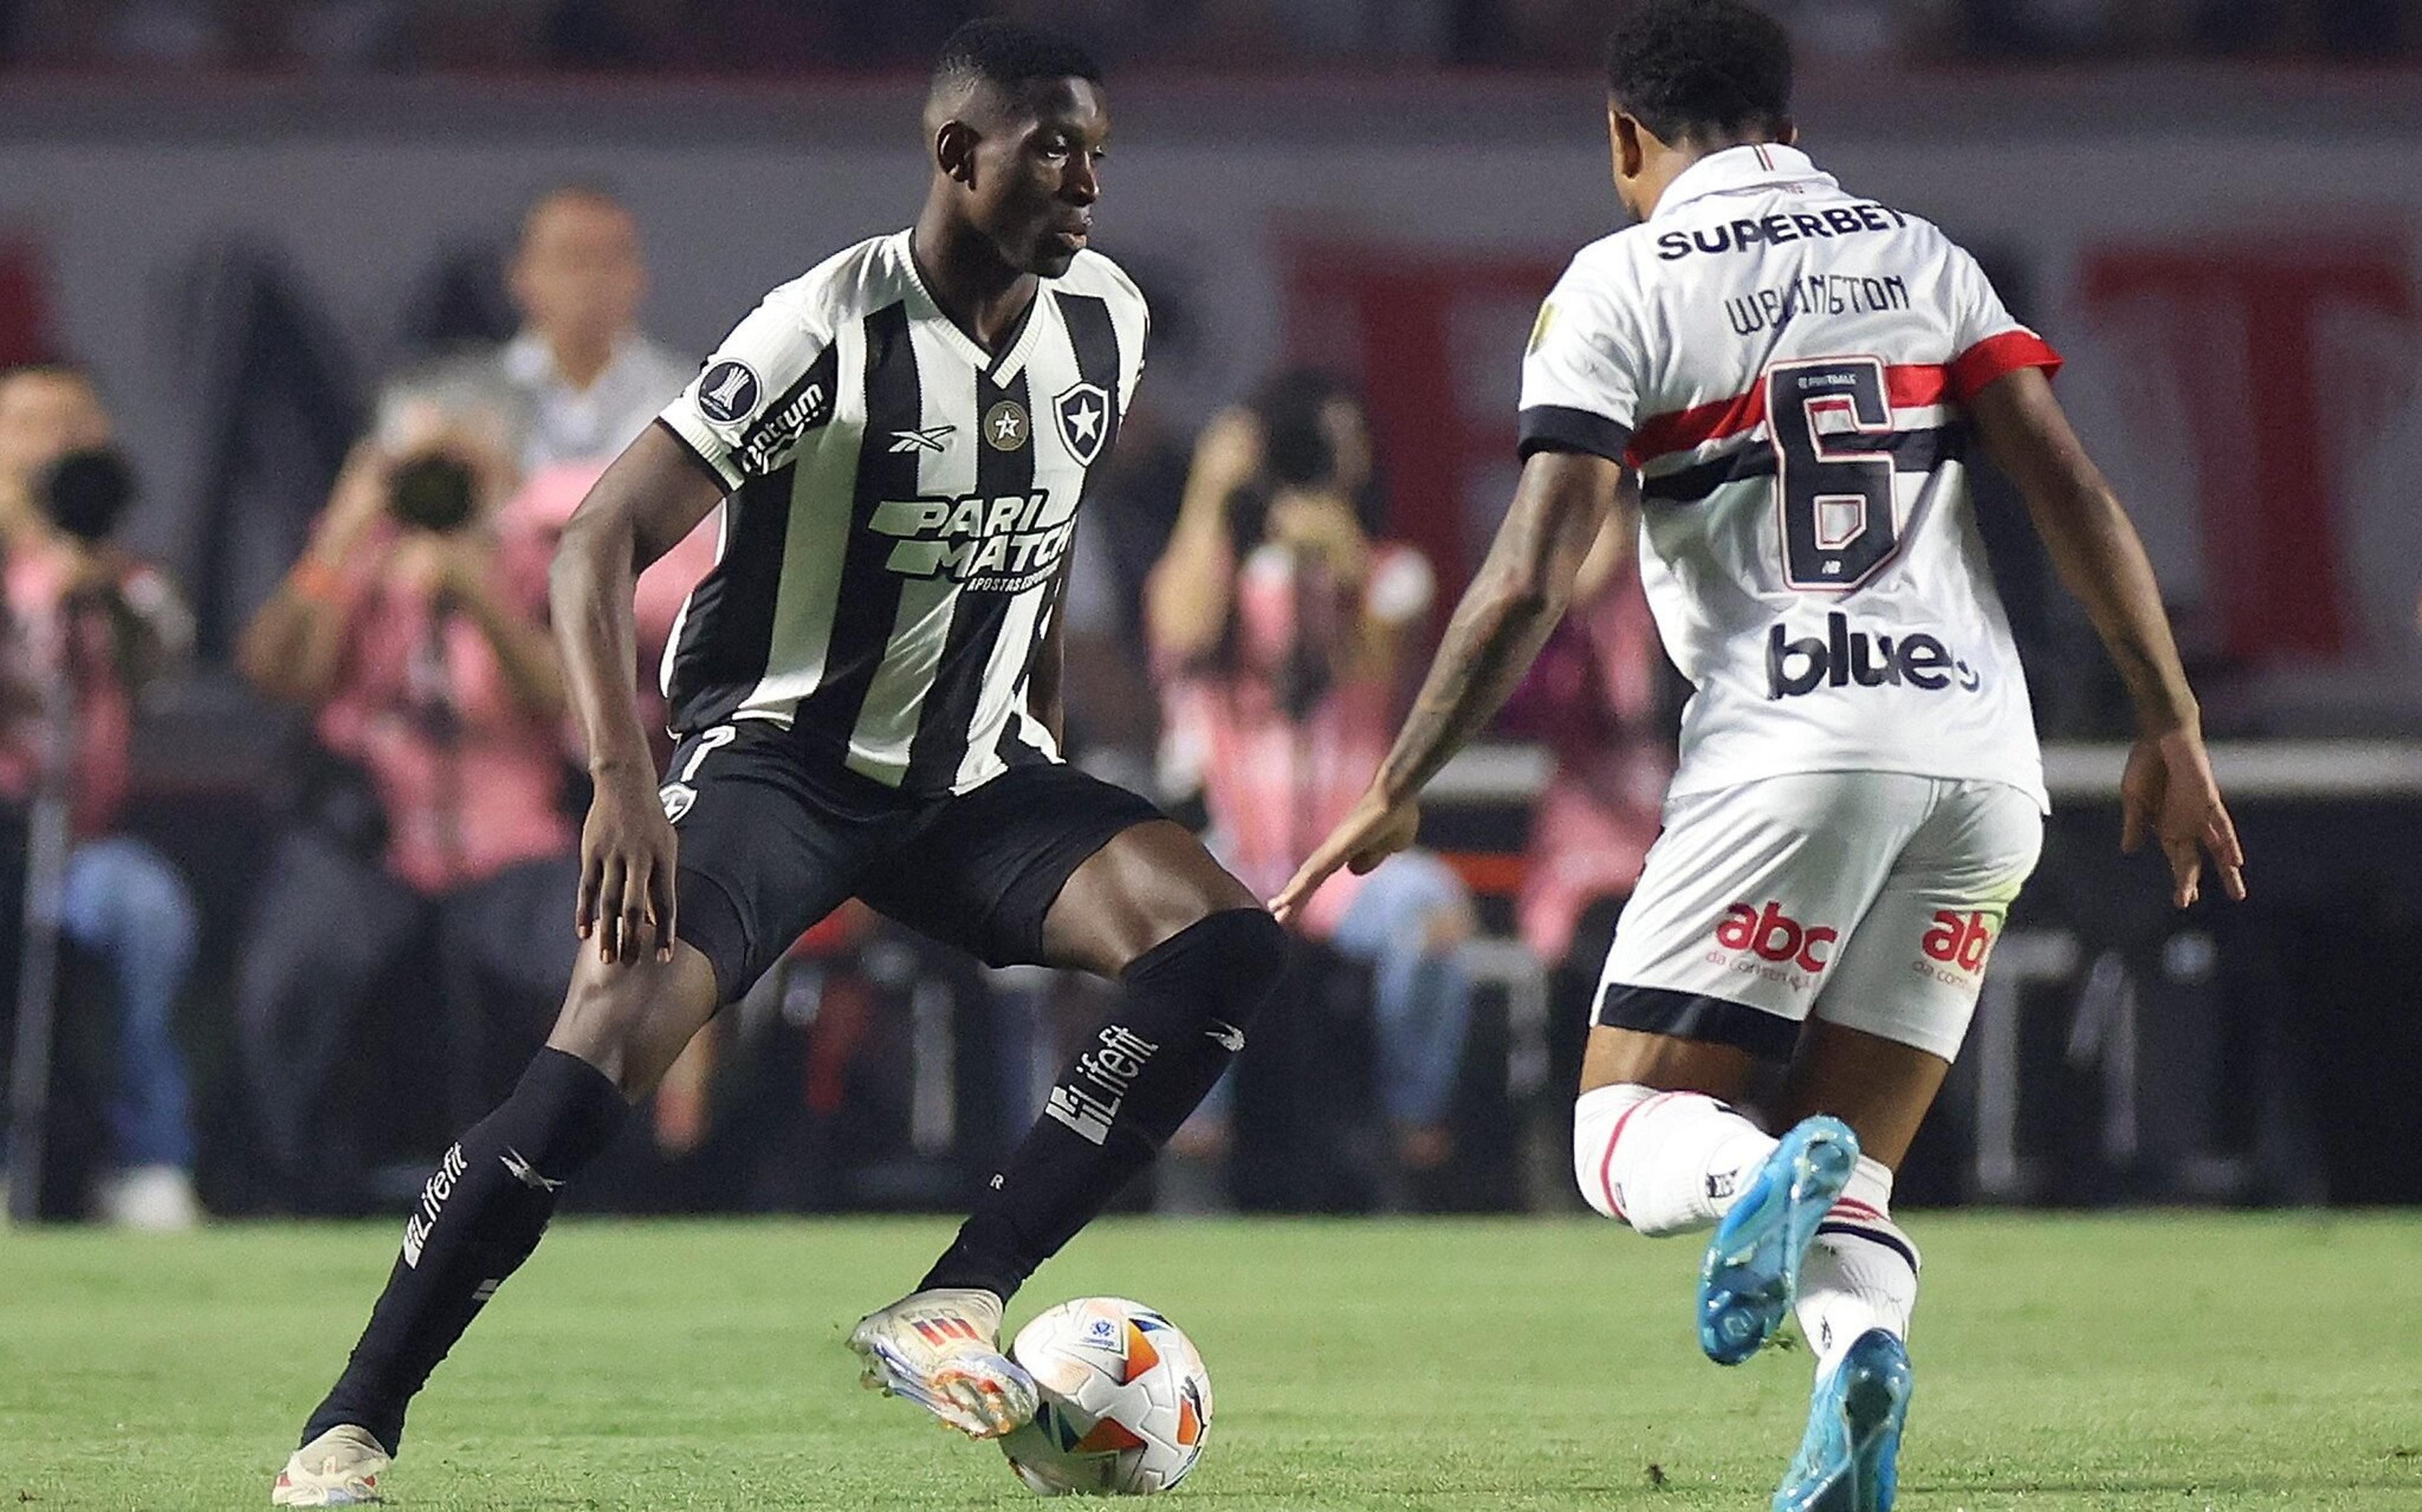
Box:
[272,22,1291,1505]
[1277,4,2244,1508]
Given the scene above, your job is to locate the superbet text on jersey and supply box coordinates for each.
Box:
[1520,142,2059,812]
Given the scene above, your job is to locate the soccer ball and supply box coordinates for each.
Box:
[998,1297,1212,1495]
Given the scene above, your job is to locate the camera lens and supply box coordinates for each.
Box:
[387,454,479,533]
[37,448,137,544]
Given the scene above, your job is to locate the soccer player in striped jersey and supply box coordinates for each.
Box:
[274,21,1287,1504]
[1275,4,2244,1508]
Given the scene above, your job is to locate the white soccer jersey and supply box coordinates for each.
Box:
[1519,143,2060,810]
[657,230,1147,796]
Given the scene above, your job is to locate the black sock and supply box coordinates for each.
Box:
[303,1047,627,1451]
[921,908,1285,1301]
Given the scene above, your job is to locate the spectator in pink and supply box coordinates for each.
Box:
[498,460,720,770]
[234,405,576,1210]
[1147,369,1475,1183]
[1501,507,1674,970]
[0,360,201,1229]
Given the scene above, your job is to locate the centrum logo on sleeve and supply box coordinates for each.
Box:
[735,376,833,473]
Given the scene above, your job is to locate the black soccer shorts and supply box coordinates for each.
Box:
[660,719,1166,1000]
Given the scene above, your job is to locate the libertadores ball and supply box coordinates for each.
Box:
[998,1297,1212,1495]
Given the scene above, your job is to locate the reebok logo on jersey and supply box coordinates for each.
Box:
[1714,901,1837,974]
[1044,1025,1161,1145]
[1767,612,1981,700]
[889,424,956,454]
[870,491,1072,591]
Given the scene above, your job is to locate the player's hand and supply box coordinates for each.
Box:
[577,766,679,965]
[2120,727,2245,908]
[1270,786,1421,927]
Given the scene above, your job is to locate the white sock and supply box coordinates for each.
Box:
[1793,1155,1919,1375]
[1572,1083,1777,1237]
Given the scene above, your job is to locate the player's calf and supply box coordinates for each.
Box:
[293,1047,629,1458]
[1793,1156,1919,1374]
[916,907,1286,1303]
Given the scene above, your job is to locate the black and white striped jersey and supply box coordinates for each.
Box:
[655,230,1147,796]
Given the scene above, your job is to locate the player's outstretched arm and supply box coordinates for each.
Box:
[1272,448,1627,923]
[1968,367,2245,907]
[550,422,727,963]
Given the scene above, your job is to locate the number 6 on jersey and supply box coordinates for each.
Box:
[1768,356,1900,590]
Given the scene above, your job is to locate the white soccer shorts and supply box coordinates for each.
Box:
[1594,771,2042,1062]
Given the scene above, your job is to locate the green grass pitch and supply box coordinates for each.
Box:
[4,1214,2419,1509]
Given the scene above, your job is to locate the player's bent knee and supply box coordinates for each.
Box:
[1571,1083,1642,1222]
[547,946,720,1100]
[1126,906,1288,1025]
[1192,907,1288,1025]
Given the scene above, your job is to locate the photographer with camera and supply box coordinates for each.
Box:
[1146,369,1478,1201]
[235,405,576,1212]
[0,359,202,1230]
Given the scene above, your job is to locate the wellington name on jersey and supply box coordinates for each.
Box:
[1518,142,2061,810]
[657,230,1147,796]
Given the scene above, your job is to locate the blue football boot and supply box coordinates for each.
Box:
[1697,1114,1858,1364]
[1772,1327,1911,1511]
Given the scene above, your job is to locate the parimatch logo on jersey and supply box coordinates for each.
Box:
[870,491,1073,591]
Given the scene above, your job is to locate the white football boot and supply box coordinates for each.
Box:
[271,1424,389,1506]
[848,1286,1037,1438]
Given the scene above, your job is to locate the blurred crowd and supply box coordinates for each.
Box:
[0,183,1678,1227]
[2,0,2414,72]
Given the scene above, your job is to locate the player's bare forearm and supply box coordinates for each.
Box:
[1970,368,2199,736]
[551,424,725,779]
[1372,449,1625,803]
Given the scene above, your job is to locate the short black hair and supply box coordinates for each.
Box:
[1604,0,1793,148]
[932,18,1102,102]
